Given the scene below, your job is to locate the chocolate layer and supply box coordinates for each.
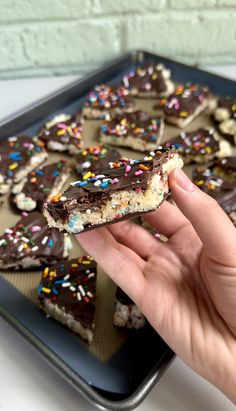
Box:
[44,148,178,224]
[0,136,47,190]
[193,165,236,224]
[75,143,120,177]
[164,128,219,162]
[100,110,163,143]
[116,286,133,305]
[38,256,97,330]
[83,84,134,111]
[154,83,210,119]
[123,64,172,96]
[0,212,69,268]
[38,113,83,152]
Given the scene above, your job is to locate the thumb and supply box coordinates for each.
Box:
[169,168,236,266]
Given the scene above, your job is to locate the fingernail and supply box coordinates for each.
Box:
[172,168,195,192]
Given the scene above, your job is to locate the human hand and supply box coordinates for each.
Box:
[77,168,236,404]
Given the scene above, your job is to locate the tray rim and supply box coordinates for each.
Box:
[1,49,235,132]
[0,49,235,410]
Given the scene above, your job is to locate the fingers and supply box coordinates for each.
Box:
[107,219,166,260]
[94,227,146,269]
[77,229,146,303]
[143,201,189,238]
[169,168,236,265]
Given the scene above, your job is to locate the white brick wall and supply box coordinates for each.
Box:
[0,0,235,78]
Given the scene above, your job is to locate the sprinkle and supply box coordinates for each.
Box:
[78,285,85,296]
[77,292,82,301]
[0,239,7,246]
[22,212,28,217]
[62,282,71,287]
[54,280,65,285]
[135,170,143,176]
[60,196,67,202]
[49,193,62,202]
[9,152,22,161]
[111,178,119,184]
[5,229,13,234]
[139,164,149,171]
[94,180,101,187]
[82,161,91,169]
[179,111,188,118]
[83,171,93,180]
[18,244,24,252]
[88,273,95,278]
[42,287,51,294]
[32,246,39,251]
[79,181,88,187]
[36,170,44,176]
[41,236,48,245]
[22,236,29,243]
[70,286,76,292]
[196,180,204,186]
[70,180,81,186]
[125,165,131,172]
[87,291,93,298]
[101,181,109,188]
[9,163,18,170]
[64,274,70,280]
[43,267,49,277]
[31,225,41,233]
[86,209,91,214]
[48,239,53,248]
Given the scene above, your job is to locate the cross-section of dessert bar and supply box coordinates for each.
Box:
[38,256,97,343]
[43,148,183,234]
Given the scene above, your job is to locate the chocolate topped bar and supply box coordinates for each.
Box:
[82,84,135,119]
[193,164,236,225]
[207,156,236,182]
[154,83,211,127]
[113,286,145,329]
[0,136,48,195]
[123,63,174,98]
[0,212,72,269]
[11,160,70,211]
[43,148,183,234]
[215,97,236,122]
[75,143,120,178]
[164,128,221,164]
[100,110,164,152]
[38,256,97,343]
[38,113,83,154]
[214,97,236,145]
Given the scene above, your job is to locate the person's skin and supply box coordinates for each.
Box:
[77,168,236,404]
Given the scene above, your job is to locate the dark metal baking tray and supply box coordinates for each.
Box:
[0,50,236,410]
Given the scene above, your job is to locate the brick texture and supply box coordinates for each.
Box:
[0,0,235,78]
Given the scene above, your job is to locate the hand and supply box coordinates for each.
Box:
[77,168,236,404]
